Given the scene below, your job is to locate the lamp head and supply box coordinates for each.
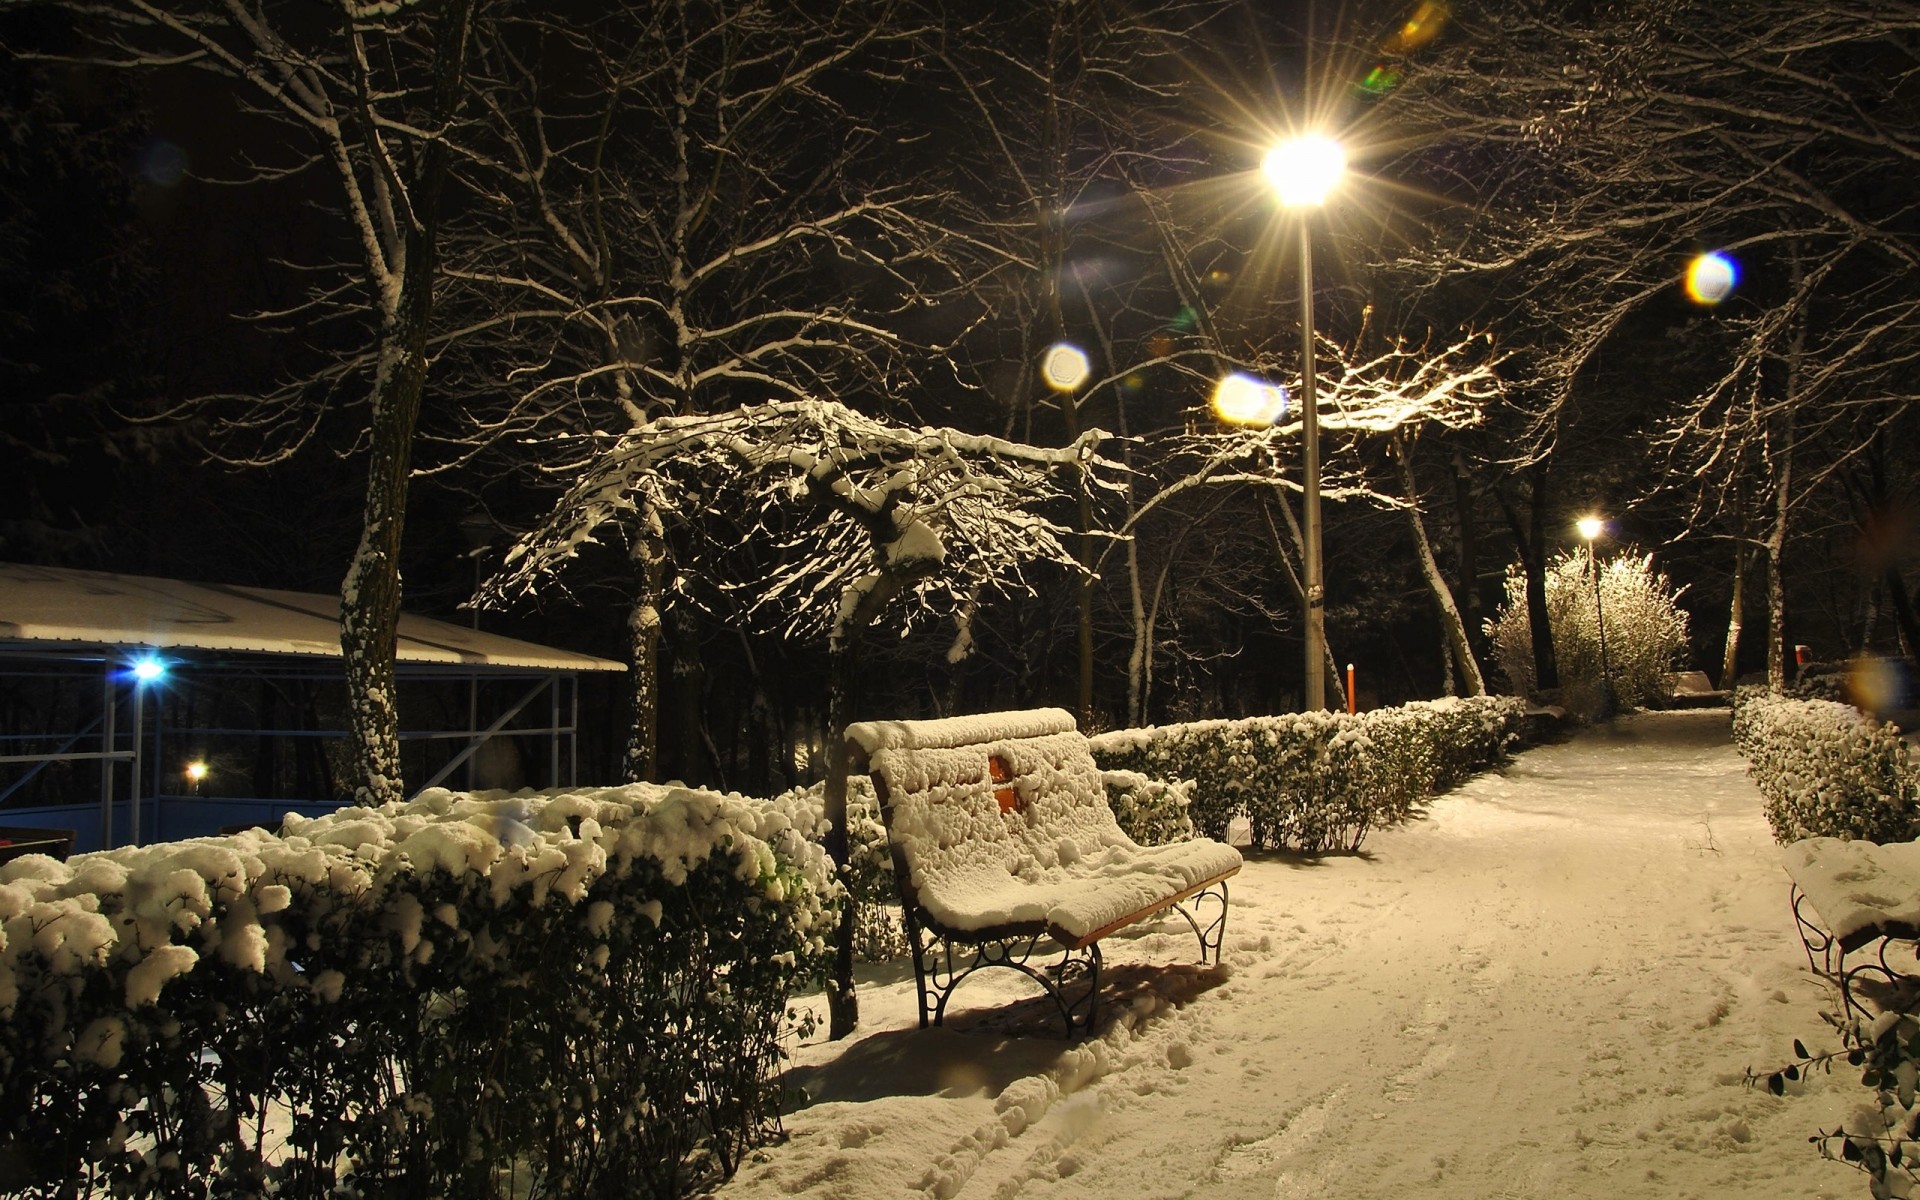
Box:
[1576,516,1604,541]
[1262,135,1347,208]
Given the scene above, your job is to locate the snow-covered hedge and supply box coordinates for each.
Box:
[0,784,836,1199]
[1089,696,1529,853]
[1731,692,1919,844]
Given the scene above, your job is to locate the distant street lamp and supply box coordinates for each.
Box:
[1262,134,1347,710]
[1577,516,1616,716]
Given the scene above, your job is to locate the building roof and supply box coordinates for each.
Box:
[0,562,625,673]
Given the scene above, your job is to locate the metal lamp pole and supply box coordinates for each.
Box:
[1263,134,1345,711]
[1578,517,1615,716]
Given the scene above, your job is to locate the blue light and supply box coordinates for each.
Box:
[131,656,166,684]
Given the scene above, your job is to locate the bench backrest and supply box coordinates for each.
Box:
[846,708,1137,906]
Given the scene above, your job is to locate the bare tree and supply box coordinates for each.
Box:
[35,0,486,803]
[1375,0,1920,690]
[424,0,970,779]
[486,397,1115,1038]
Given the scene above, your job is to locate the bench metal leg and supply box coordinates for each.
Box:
[903,909,1103,1038]
[1170,881,1230,966]
[1791,884,1839,977]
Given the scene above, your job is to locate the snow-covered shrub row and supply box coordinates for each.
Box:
[1487,550,1690,715]
[0,784,837,1198]
[1089,696,1528,853]
[1731,692,1919,844]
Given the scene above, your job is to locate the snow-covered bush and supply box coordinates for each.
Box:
[1732,693,1919,844]
[1100,770,1195,847]
[0,784,836,1198]
[769,776,905,961]
[1090,696,1528,853]
[1486,550,1690,715]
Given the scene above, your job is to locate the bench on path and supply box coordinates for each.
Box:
[846,707,1242,1037]
[1782,836,1920,1018]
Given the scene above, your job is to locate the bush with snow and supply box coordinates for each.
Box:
[0,783,836,1198]
[1486,550,1690,715]
[769,775,906,961]
[1089,696,1528,853]
[1732,692,1919,844]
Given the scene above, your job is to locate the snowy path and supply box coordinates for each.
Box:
[718,711,1860,1200]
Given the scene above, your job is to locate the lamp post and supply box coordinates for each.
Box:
[1577,516,1616,716]
[1262,134,1346,710]
[129,653,165,846]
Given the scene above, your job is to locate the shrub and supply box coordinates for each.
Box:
[0,784,837,1199]
[1099,770,1195,847]
[767,776,906,961]
[1486,550,1690,715]
[1089,696,1529,853]
[1731,692,1919,844]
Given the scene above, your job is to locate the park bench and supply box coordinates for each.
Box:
[846,707,1241,1037]
[1782,836,1920,1019]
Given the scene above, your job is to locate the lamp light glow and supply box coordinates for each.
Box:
[131,656,165,683]
[1576,516,1604,541]
[1262,135,1347,208]
[185,761,208,784]
[1210,373,1290,426]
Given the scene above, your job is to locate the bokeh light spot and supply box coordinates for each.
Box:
[1039,342,1090,392]
[1685,251,1739,305]
[1383,0,1451,53]
[1211,373,1289,427]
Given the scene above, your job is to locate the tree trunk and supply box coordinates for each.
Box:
[339,0,475,807]
[1888,568,1920,664]
[1496,460,1558,692]
[1449,449,1485,662]
[822,640,860,1040]
[1721,542,1745,689]
[1766,452,1791,692]
[1395,433,1485,696]
[623,500,667,782]
[1263,488,1347,710]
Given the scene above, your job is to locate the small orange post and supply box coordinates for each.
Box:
[1346,663,1357,714]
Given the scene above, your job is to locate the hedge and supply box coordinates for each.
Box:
[1089,696,1530,852]
[0,784,837,1199]
[1731,690,1919,844]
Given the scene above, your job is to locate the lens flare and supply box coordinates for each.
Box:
[1383,0,1451,53]
[131,656,165,683]
[1211,373,1290,426]
[1685,251,1738,305]
[1039,342,1090,392]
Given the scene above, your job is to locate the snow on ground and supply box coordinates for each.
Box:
[716,709,1867,1200]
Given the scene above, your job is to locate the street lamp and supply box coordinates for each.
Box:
[1577,516,1616,716]
[1263,134,1346,709]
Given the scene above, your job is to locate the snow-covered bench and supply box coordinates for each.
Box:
[1782,837,1920,1018]
[846,707,1241,1036]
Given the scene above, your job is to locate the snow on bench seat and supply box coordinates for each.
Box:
[1782,836,1920,953]
[846,708,1241,947]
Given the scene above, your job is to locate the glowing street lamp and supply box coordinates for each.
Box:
[185,760,208,794]
[1264,134,1346,710]
[1577,516,1616,717]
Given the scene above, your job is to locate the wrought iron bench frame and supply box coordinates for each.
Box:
[850,710,1237,1038]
